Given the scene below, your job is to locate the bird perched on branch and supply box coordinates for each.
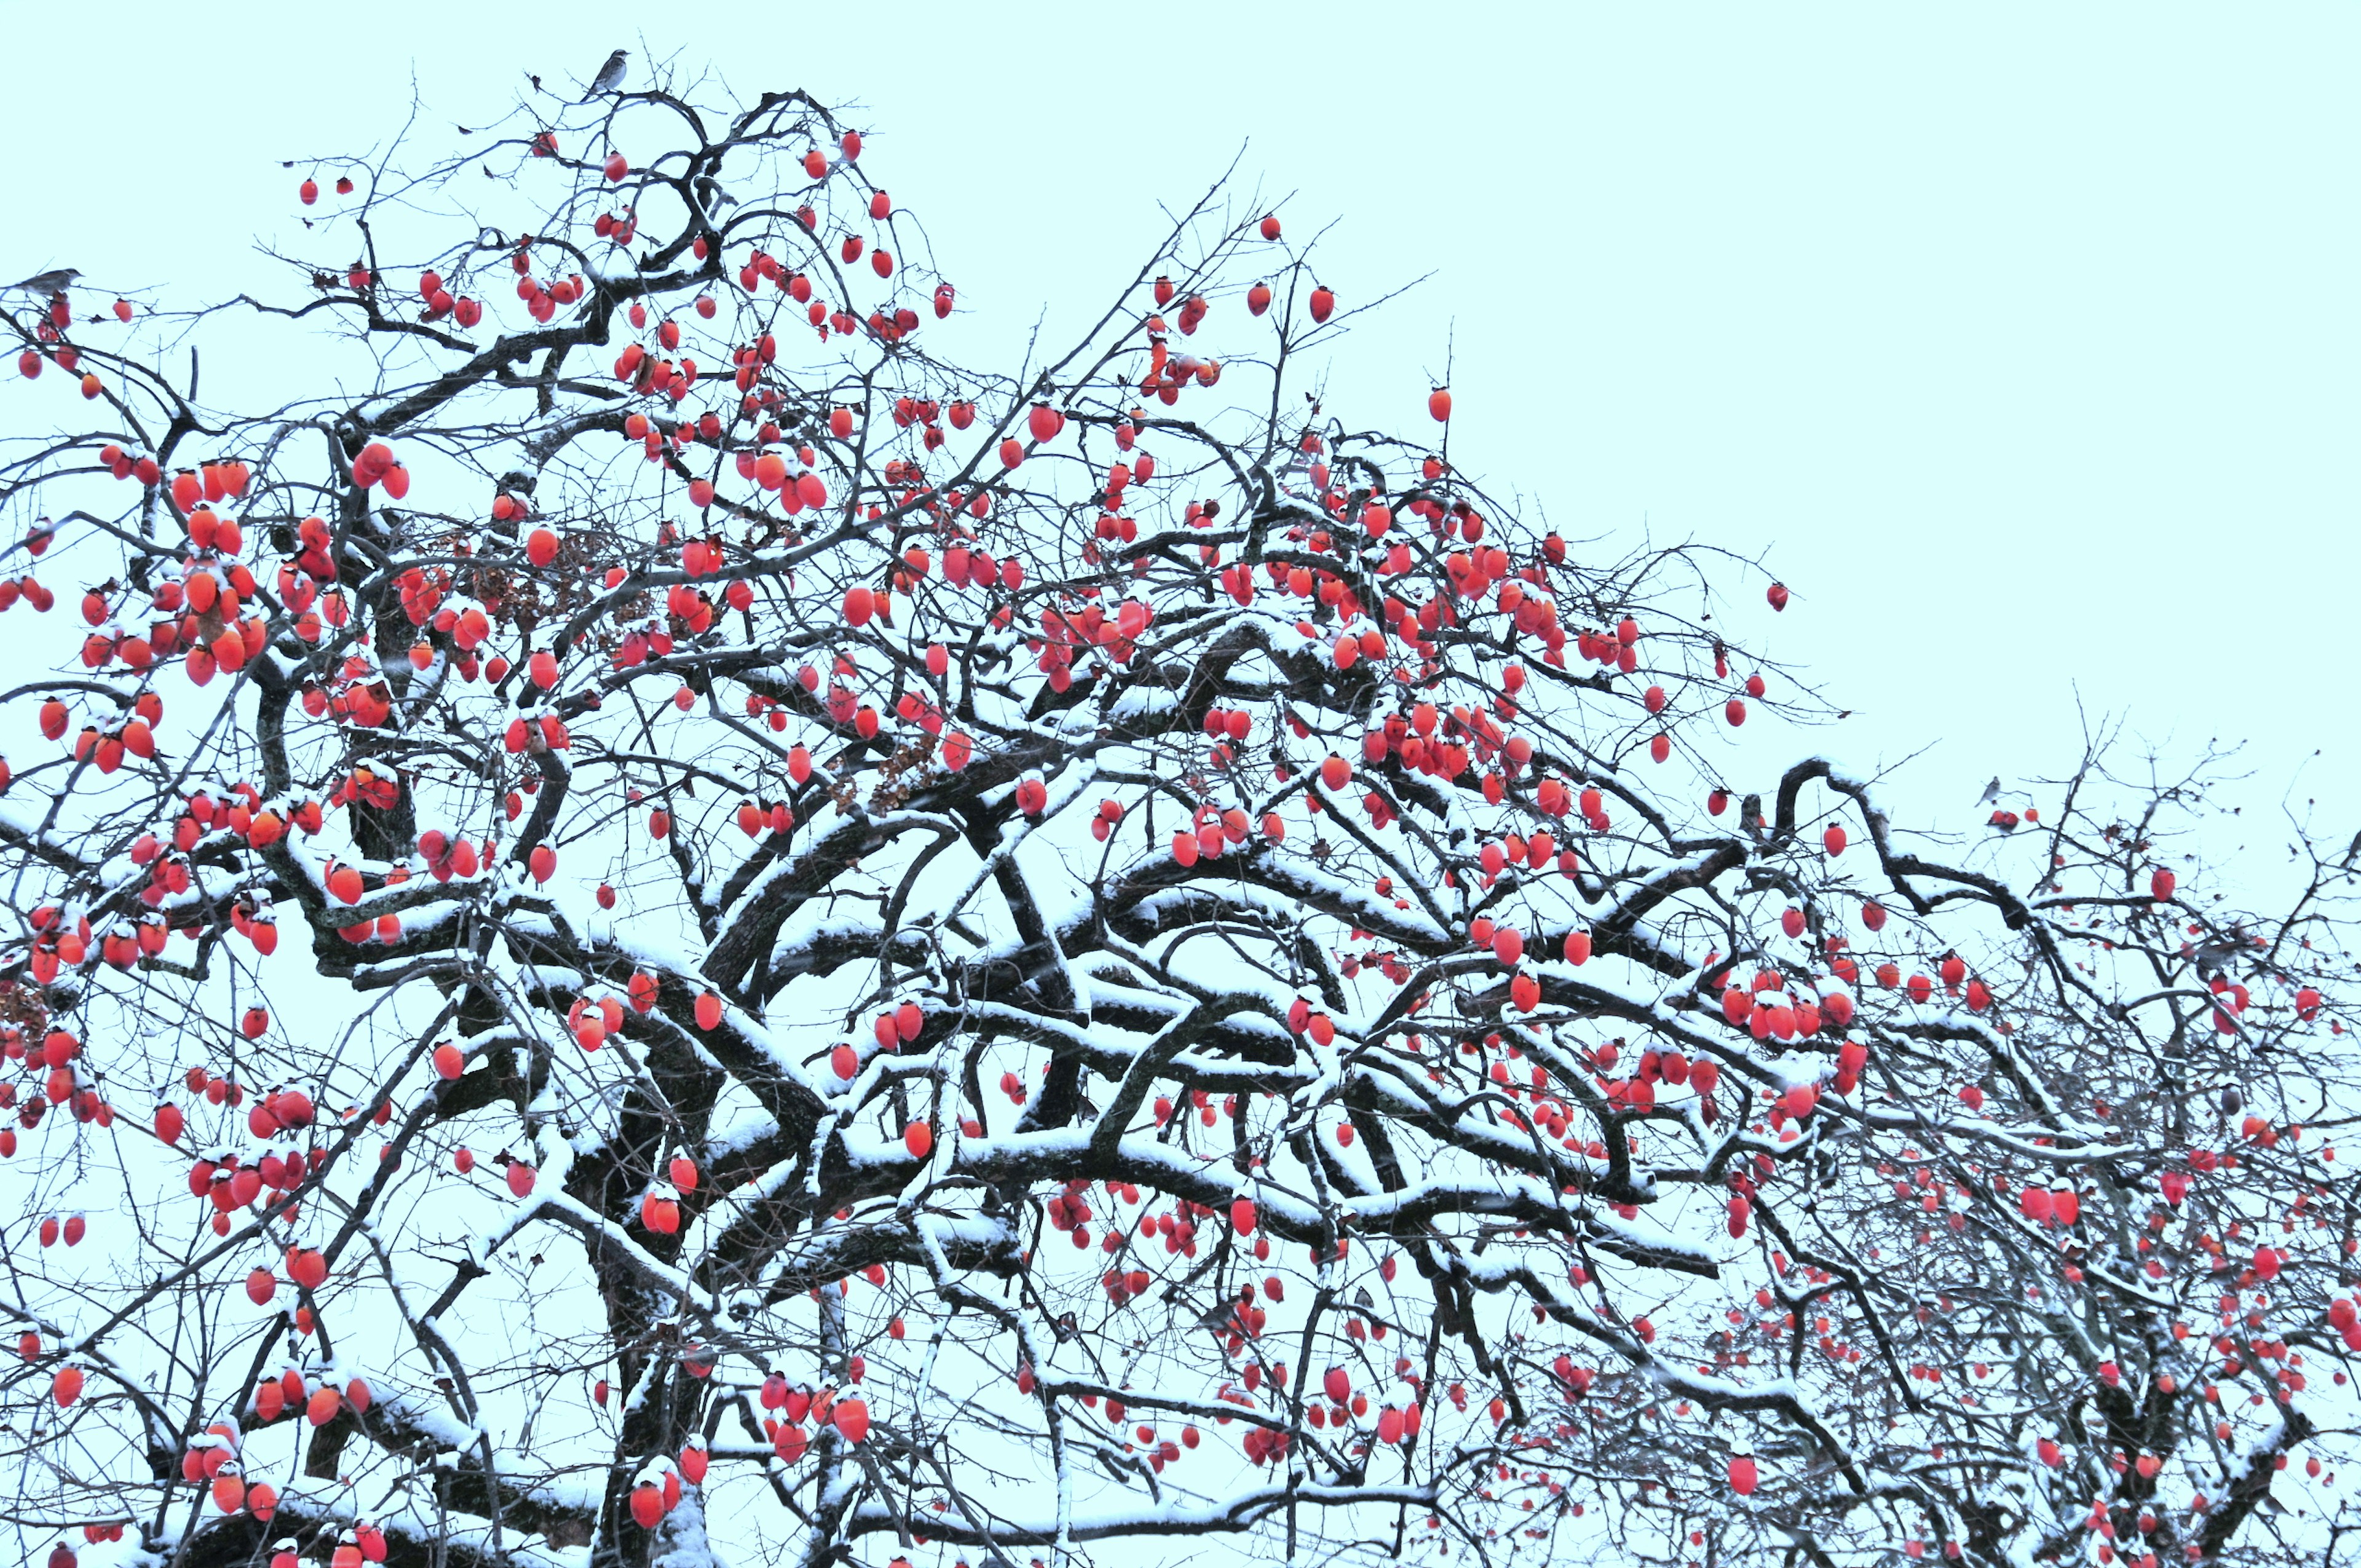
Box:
[583,50,628,100]
[4,267,81,298]
[2193,926,2247,983]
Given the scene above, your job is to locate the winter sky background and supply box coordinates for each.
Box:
[8,2,2355,890]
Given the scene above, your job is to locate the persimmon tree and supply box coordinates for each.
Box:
[5,68,2361,1568]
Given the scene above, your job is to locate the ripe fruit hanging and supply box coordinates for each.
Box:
[4,79,2345,1568]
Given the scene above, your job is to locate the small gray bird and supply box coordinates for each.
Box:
[2193,925,2246,983]
[5,267,81,298]
[1975,776,2001,807]
[584,49,628,99]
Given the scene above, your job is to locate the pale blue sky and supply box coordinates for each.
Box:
[9,2,2354,868]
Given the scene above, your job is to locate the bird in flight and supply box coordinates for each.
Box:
[585,50,628,100]
[5,267,81,298]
